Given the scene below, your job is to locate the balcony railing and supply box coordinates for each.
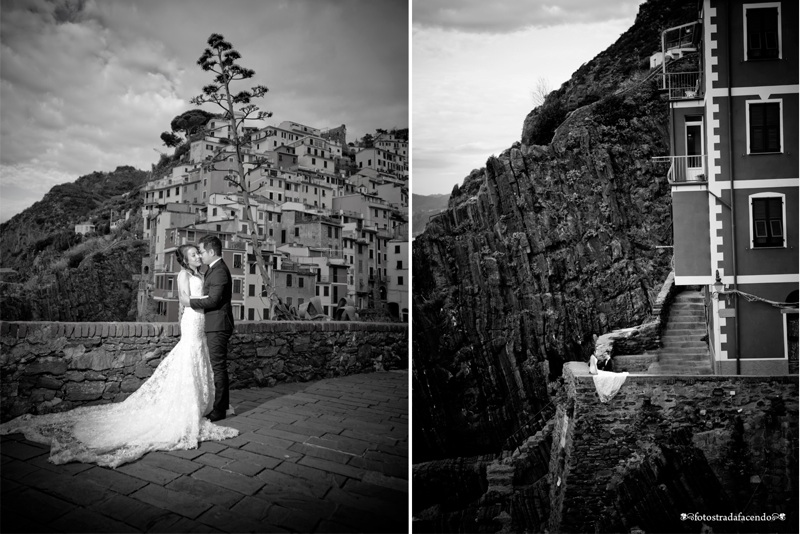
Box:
[660,72,702,100]
[652,155,708,183]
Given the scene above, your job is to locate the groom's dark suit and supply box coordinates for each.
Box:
[190,258,234,419]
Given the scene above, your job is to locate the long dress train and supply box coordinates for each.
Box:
[0,276,239,468]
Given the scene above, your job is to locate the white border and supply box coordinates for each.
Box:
[743,2,783,61]
[747,192,787,248]
[745,98,784,154]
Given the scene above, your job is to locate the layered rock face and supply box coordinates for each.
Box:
[414,81,673,461]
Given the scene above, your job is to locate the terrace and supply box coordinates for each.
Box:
[658,21,703,101]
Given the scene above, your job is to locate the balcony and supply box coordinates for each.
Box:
[659,21,703,101]
[652,155,708,184]
[660,71,702,100]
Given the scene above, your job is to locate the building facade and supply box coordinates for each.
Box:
[662,0,798,374]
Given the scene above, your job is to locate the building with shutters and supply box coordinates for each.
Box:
[657,0,798,374]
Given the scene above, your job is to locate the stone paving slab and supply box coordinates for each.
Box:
[0,371,408,533]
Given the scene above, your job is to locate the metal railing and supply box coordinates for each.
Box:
[652,155,708,183]
[660,71,702,100]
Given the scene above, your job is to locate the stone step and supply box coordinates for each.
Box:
[672,297,704,304]
[657,361,712,369]
[661,350,709,357]
[664,325,707,332]
[661,333,706,341]
[661,338,706,349]
[659,356,709,364]
[658,352,709,360]
[669,318,706,325]
[669,302,705,311]
[670,310,705,317]
[656,368,713,375]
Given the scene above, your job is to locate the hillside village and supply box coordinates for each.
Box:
[98,118,409,323]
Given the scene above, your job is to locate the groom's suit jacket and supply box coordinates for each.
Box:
[190,258,235,333]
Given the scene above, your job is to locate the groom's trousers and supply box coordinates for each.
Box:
[206,330,231,413]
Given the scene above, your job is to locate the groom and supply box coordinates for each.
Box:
[190,235,234,422]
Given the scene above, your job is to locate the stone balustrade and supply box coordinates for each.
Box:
[592,270,676,370]
[0,320,408,422]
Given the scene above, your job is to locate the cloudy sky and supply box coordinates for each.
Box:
[0,0,408,223]
[413,0,642,196]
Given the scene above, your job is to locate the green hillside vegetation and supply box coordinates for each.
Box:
[0,165,150,320]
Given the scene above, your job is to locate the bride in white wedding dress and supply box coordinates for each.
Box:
[0,245,239,468]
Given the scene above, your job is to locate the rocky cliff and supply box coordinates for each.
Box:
[413,0,695,462]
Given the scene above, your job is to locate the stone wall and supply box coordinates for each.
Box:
[593,271,675,358]
[0,320,408,422]
[413,421,553,533]
[550,362,799,533]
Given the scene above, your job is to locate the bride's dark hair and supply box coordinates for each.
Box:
[176,244,200,275]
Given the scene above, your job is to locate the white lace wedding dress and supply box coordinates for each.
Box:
[0,275,239,468]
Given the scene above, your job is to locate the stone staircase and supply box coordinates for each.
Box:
[647,289,713,375]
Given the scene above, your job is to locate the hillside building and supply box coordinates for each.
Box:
[658,0,798,374]
[138,118,409,322]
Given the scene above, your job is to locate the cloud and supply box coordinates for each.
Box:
[0,0,408,221]
[413,0,641,33]
[0,163,74,223]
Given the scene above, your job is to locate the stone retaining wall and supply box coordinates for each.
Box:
[592,271,676,364]
[0,320,408,422]
[550,362,799,533]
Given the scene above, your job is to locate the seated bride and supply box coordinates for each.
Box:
[589,353,628,403]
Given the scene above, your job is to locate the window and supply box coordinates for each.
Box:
[233,279,242,294]
[213,208,218,216]
[248,284,255,297]
[287,274,293,287]
[747,101,782,153]
[328,226,332,238]
[750,194,785,248]
[294,228,299,237]
[324,286,329,297]
[395,245,401,254]
[745,4,781,60]
[248,308,254,320]
[250,263,256,275]
[263,308,270,320]
[286,297,293,306]
[299,277,304,288]
[398,276,404,286]
[233,254,242,269]
[397,260,403,269]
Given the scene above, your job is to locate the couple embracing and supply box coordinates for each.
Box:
[0,236,240,468]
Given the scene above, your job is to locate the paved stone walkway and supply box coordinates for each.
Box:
[1,371,408,533]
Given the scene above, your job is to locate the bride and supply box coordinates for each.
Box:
[589,353,628,403]
[0,244,239,468]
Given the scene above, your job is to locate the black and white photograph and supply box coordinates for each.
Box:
[0,0,409,532]
[1,0,799,533]
[411,0,798,532]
